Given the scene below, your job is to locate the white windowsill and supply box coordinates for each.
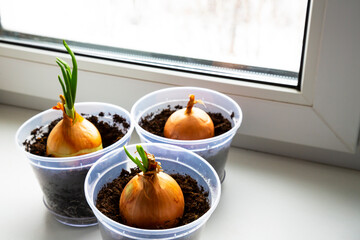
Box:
[2,104,360,240]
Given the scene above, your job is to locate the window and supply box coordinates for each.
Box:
[0,0,308,87]
[0,0,359,166]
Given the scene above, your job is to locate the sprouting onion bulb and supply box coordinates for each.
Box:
[46,40,103,157]
[119,145,185,229]
[163,94,215,140]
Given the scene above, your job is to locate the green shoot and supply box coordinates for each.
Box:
[56,40,78,119]
[123,146,148,173]
[136,145,149,170]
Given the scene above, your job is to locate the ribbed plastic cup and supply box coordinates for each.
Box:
[85,143,221,240]
[15,102,134,227]
[131,87,242,182]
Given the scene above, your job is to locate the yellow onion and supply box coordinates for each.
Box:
[164,94,214,140]
[46,40,102,157]
[46,101,103,157]
[119,146,185,229]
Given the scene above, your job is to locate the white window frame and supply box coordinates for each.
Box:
[0,0,359,160]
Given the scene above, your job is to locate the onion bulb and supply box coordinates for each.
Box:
[164,94,214,140]
[46,99,103,157]
[120,146,185,229]
[46,40,103,157]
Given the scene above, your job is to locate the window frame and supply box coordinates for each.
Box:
[0,0,359,160]
[0,0,309,89]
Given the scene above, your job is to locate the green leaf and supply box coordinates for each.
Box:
[54,40,79,120]
[58,76,67,97]
[56,57,70,69]
[63,40,78,102]
[56,61,67,90]
[56,63,71,109]
[136,145,148,171]
[56,59,72,105]
[123,146,146,172]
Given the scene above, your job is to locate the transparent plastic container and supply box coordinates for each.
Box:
[15,102,134,227]
[85,143,221,240]
[131,87,242,182]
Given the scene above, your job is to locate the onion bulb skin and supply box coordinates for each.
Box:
[46,109,103,157]
[119,171,185,229]
[164,95,214,140]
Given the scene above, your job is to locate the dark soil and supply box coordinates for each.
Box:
[22,112,130,219]
[139,105,233,137]
[23,112,128,156]
[33,164,95,218]
[96,168,210,228]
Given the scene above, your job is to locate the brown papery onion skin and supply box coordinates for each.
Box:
[119,171,185,229]
[46,109,102,157]
[164,95,214,140]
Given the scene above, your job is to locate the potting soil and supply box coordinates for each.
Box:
[23,112,129,219]
[96,167,210,228]
[139,105,232,137]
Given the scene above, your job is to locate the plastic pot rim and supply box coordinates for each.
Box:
[15,102,134,167]
[131,86,242,146]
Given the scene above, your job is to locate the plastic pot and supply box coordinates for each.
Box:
[85,143,221,240]
[131,87,242,182]
[15,102,134,227]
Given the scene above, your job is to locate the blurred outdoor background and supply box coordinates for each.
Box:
[0,0,308,72]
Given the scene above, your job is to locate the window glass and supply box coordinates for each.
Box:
[0,0,309,87]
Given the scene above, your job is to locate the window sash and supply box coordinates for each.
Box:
[0,29,300,88]
[0,0,310,89]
